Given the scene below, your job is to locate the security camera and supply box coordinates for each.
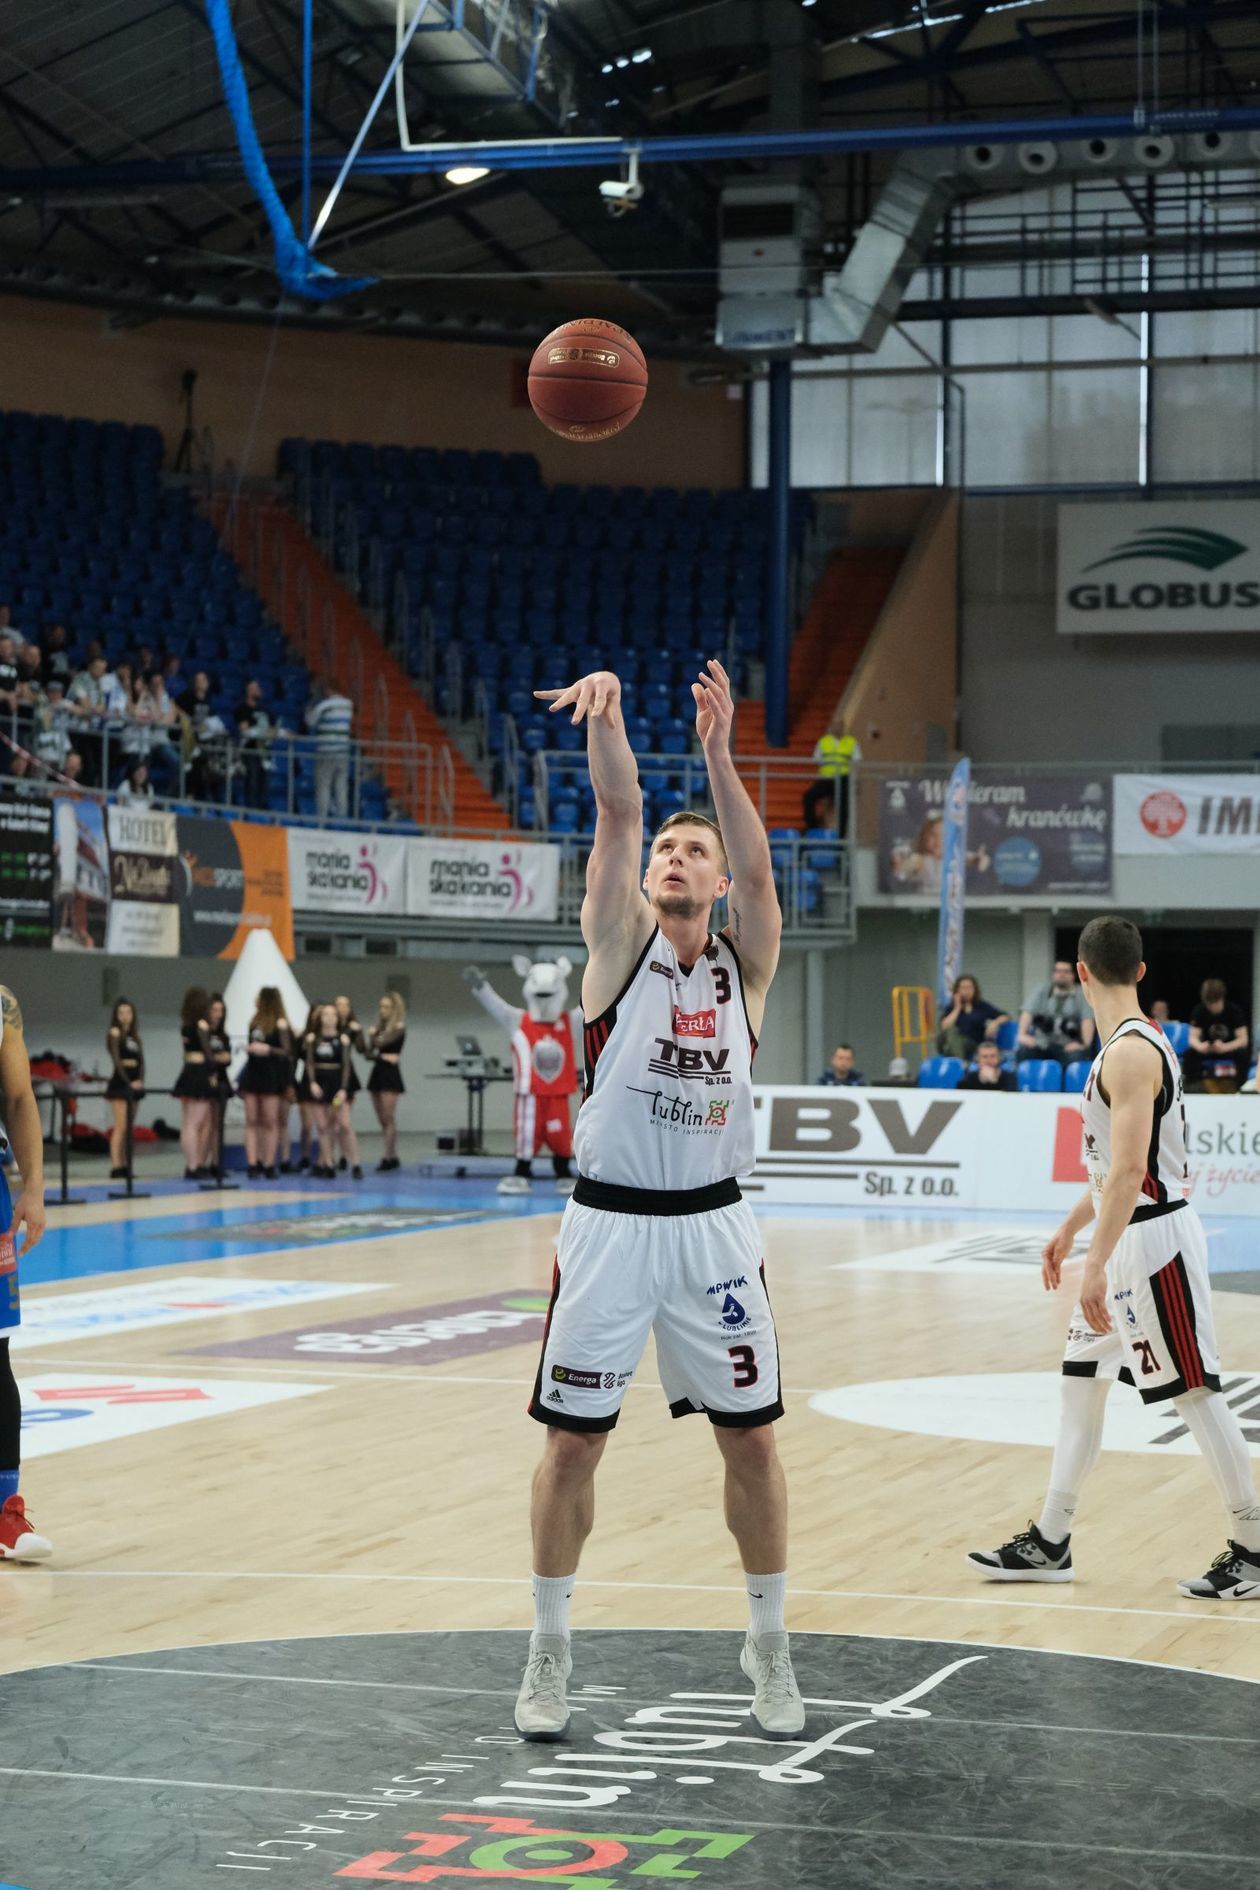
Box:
[599,178,643,216]
[598,149,642,216]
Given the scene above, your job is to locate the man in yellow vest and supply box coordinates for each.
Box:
[803,727,860,833]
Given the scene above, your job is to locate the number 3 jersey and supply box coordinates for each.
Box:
[574,925,757,1191]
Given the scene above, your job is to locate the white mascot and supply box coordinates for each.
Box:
[463,956,582,1194]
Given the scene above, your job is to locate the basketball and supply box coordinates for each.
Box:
[527,318,648,442]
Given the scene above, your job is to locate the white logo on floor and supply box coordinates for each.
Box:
[19,1373,326,1458]
[12,1276,386,1349]
[811,1369,1260,1455]
[832,1231,1060,1276]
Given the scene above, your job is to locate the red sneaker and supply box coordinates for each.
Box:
[0,1494,52,1563]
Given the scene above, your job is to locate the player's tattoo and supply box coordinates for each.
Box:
[0,985,23,1036]
[730,901,742,942]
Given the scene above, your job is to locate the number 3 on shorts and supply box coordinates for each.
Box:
[728,1344,758,1389]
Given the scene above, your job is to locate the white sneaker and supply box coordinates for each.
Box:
[497,1173,532,1195]
[740,1630,805,1740]
[514,1632,572,1740]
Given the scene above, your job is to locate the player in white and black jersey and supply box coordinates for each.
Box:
[513,660,805,1743]
[969,915,1260,1600]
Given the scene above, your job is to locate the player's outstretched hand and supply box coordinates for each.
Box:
[1041,1223,1075,1291]
[536,671,622,728]
[692,658,734,755]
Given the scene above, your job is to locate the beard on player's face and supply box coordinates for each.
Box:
[654,889,708,922]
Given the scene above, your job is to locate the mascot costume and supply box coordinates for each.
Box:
[463,956,582,1194]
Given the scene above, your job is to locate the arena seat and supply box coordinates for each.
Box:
[1063,1059,1091,1093]
[1162,1020,1190,1057]
[918,1056,965,1089]
[1018,1060,1064,1092]
[994,1018,1020,1053]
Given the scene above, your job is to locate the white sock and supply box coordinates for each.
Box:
[1173,1390,1260,1554]
[531,1572,575,1640]
[1038,1374,1112,1542]
[745,1571,786,1639]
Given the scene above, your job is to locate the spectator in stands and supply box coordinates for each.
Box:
[307,678,354,822]
[16,643,41,698]
[60,751,85,790]
[234,678,277,810]
[32,679,73,778]
[803,725,860,834]
[163,651,186,699]
[4,749,41,798]
[0,604,22,644]
[936,974,1009,1059]
[40,624,74,687]
[134,668,179,792]
[179,670,226,801]
[68,652,110,785]
[1185,978,1250,1091]
[817,1044,866,1087]
[116,762,154,807]
[958,1041,1017,1092]
[1017,959,1095,1068]
[0,632,20,724]
[1149,998,1171,1028]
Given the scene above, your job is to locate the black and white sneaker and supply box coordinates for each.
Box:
[1177,1541,1260,1601]
[967,1521,1073,1583]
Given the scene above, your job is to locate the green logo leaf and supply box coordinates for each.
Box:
[1083,526,1247,573]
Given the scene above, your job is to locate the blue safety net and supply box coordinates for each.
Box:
[204,0,376,302]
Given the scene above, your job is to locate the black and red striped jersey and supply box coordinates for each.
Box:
[1081,1016,1188,1215]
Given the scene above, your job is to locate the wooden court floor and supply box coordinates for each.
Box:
[6,1185,1260,1687]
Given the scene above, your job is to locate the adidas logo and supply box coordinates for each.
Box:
[547,1388,564,1404]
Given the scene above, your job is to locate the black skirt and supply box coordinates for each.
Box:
[368,1061,405,1095]
[344,1062,362,1098]
[237,1056,289,1097]
[173,1063,216,1100]
[105,1073,143,1101]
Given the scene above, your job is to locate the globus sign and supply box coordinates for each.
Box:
[1056,499,1260,634]
[746,1087,1260,1218]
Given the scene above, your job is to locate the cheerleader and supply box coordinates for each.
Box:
[104,998,145,1178]
[366,990,406,1172]
[291,1003,320,1173]
[171,986,215,1179]
[203,993,233,1174]
[237,986,292,1179]
[332,993,365,1172]
[305,1003,362,1180]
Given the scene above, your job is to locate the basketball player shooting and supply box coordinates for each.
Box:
[513,658,805,1742]
[969,916,1260,1599]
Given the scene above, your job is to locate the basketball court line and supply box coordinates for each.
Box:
[29,1565,1259,1627]
[0,1763,1248,1866]
[58,1660,1260,1745]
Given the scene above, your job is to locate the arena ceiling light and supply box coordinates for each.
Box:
[444,165,490,185]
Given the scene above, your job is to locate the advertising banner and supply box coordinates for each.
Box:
[1115,773,1260,856]
[52,793,110,951]
[406,837,560,923]
[105,805,179,956]
[0,793,53,948]
[1057,499,1260,634]
[287,829,407,915]
[748,1086,1260,1218]
[175,816,293,960]
[935,758,969,1007]
[879,773,1111,896]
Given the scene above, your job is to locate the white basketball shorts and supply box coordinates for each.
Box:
[1062,1202,1221,1403]
[528,1193,783,1432]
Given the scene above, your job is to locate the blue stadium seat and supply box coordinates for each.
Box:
[1018,1060,1064,1093]
[918,1057,964,1089]
[994,1018,1020,1054]
[1063,1060,1090,1092]
[1162,1020,1190,1057]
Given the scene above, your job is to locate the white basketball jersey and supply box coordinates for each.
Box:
[1081,1017,1188,1215]
[574,925,757,1191]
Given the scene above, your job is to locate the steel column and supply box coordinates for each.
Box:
[766,357,792,752]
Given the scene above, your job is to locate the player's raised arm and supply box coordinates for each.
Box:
[693,659,781,996]
[535,671,650,960]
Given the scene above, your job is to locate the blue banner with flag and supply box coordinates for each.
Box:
[936,757,970,1010]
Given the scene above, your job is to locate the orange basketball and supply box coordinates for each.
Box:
[527,318,648,442]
